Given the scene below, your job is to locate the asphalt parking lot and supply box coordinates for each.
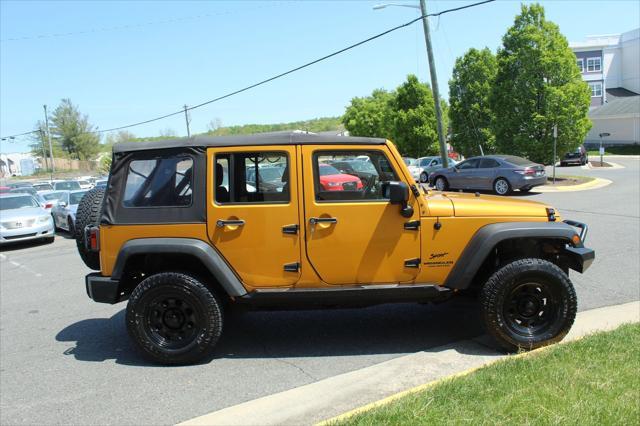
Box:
[1,157,638,425]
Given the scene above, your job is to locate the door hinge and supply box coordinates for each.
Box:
[284,262,300,272]
[404,258,421,268]
[404,220,420,230]
[282,224,299,235]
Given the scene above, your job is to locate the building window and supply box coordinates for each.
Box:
[586,57,601,72]
[589,82,603,97]
[576,58,584,73]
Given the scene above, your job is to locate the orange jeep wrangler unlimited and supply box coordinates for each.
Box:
[76,132,594,365]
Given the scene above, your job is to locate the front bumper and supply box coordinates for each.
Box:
[563,219,595,273]
[0,221,54,244]
[85,273,123,304]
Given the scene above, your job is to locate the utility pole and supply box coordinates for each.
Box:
[552,124,557,184]
[183,105,191,138]
[43,105,54,182]
[38,129,48,172]
[419,0,448,168]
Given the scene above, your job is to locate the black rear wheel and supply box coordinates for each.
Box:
[435,176,448,191]
[480,258,577,352]
[419,172,428,183]
[74,187,105,270]
[126,272,223,365]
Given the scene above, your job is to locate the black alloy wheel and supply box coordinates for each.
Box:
[126,272,223,365]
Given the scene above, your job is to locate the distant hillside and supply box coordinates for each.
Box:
[205,116,343,136]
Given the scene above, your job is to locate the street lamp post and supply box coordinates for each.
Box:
[598,132,610,166]
[374,1,449,168]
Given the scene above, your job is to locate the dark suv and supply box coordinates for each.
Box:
[561,145,588,166]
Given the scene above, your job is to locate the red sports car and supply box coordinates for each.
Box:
[318,164,363,191]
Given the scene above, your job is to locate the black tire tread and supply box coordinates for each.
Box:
[480,258,577,352]
[126,272,223,365]
[74,187,105,270]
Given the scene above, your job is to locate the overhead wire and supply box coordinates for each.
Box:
[0,0,495,140]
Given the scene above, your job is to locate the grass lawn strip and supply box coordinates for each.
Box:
[332,323,640,426]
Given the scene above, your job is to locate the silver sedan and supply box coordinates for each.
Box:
[51,190,88,234]
[0,194,55,245]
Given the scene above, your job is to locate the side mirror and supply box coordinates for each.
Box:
[59,201,67,208]
[382,181,414,218]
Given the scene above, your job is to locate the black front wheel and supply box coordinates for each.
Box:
[419,172,429,183]
[480,258,577,352]
[126,272,223,365]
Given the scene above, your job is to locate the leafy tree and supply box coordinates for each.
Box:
[342,89,394,139]
[48,99,101,160]
[490,3,591,164]
[208,116,344,136]
[29,121,66,161]
[449,47,497,157]
[390,75,442,157]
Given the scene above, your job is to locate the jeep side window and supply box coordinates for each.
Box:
[123,156,193,207]
[215,152,289,204]
[313,151,398,202]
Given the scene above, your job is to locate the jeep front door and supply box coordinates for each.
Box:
[207,147,300,288]
[301,146,421,285]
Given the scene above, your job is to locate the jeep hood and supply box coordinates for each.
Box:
[424,191,552,217]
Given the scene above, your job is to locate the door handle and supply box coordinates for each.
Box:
[309,217,337,225]
[216,219,245,227]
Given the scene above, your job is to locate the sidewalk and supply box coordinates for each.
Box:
[178,301,640,426]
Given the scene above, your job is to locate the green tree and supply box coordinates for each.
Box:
[490,3,591,164]
[342,89,395,139]
[47,99,101,160]
[449,47,497,157]
[103,130,135,151]
[390,74,442,157]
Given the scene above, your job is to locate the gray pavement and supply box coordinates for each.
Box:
[1,156,638,425]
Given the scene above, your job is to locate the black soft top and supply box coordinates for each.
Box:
[113,131,387,153]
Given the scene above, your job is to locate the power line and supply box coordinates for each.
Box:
[1,0,495,140]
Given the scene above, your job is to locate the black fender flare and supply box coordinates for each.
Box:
[111,238,247,297]
[444,221,593,290]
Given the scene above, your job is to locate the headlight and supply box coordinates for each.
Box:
[38,216,51,223]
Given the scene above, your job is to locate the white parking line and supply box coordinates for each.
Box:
[2,256,42,277]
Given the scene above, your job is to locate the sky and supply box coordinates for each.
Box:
[1,0,639,153]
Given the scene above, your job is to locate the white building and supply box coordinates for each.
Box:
[0,152,38,177]
[570,28,640,146]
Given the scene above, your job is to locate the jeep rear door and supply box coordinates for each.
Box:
[301,145,421,285]
[206,146,301,288]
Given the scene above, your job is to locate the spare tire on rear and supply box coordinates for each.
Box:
[74,187,105,270]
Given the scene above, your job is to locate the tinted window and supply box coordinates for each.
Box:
[503,156,533,166]
[479,158,500,168]
[314,151,398,202]
[457,159,480,170]
[124,156,193,207]
[215,152,289,204]
[0,196,39,210]
[55,181,81,191]
[42,191,67,202]
[69,191,88,205]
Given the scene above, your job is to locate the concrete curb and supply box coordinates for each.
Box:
[177,301,639,426]
[535,177,612,192]
[586,161,625,170]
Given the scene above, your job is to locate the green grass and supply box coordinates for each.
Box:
[334,323,640,425]
[587,145,640,155]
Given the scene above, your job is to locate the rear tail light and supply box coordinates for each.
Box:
[514,167,537,176]
[85,226,100,252]
[45,203,53,209]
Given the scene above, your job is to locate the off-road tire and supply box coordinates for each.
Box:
[126,272,223,365]
[435,176,448,191]
[480,258,577,352]
[419,172,429,183]
[74,187,105,270]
